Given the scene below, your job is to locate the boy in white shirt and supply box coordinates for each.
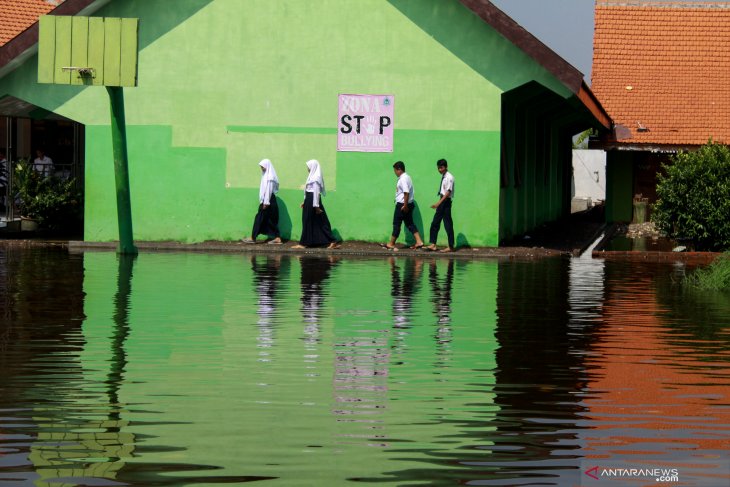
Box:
[426,158,455,252]
[385,161,425,250]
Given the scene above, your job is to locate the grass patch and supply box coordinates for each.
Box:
[683,252,730,291]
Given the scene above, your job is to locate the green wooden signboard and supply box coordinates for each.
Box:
[38,15,138,87]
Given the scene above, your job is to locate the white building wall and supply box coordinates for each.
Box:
[571,149,606,211]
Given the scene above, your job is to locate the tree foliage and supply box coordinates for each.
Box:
[572,129,596,149]
[652,142,730,251]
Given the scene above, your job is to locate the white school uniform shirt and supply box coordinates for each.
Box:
[395,172,415,204]
[440,171,455,199]
[305,180,324,207]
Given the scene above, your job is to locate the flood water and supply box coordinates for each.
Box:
[0,247,728,487]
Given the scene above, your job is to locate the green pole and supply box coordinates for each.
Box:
[107,86,138,255]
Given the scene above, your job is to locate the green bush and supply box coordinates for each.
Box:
[652,142,730,251]
[14,159,83,230]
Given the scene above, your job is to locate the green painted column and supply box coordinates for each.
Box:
[107,86,138,255]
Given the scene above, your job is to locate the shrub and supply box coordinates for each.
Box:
[14,159,83,230]
[652,142,730,251]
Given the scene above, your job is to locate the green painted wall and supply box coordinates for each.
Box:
[499,84,581,242]
[605,151,634,222]
[0,0,581,246]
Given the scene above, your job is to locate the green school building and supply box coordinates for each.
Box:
[0,0,609,246]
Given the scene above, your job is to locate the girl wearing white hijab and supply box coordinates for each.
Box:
[293,160,339,249]
[244,159,282,244]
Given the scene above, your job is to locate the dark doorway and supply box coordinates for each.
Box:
[0,97,84,233]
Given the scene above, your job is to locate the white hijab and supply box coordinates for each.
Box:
[305,159,325,195]
[259,159,279,200]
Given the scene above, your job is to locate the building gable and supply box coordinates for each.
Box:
[0,0,609,246]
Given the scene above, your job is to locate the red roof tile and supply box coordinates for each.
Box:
[592,1,730,146]
[0,0,62,47]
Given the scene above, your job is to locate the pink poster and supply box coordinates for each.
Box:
[337,94,394,152]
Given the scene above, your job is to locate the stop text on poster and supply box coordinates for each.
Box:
[337,94,394,152]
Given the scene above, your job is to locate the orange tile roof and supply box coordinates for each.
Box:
[0,0,62,47]
[592,1,730,146]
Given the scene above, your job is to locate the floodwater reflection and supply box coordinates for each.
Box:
[300,256,338,347]
[251,255,288,357]
[429,259,454,360]
[0,249,728,486]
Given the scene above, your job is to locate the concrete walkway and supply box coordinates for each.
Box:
[67,239,566,260]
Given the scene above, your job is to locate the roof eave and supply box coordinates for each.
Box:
[458,0,613,130]
[458,0,585,93]
[576,81,612,130]
[0,0,107,79]
[591,141,704,153]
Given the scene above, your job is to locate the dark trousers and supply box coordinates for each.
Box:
[392,202,418,239]
[251,196,280,239]
[429,198,454,248]
[300,192,336,246]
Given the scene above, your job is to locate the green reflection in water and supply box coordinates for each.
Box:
[48,253,501,486]
[29,255,136,486]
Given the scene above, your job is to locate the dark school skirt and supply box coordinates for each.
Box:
[251,196,280,239]
[300,192,336,246]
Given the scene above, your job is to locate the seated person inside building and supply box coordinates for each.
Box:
[33,148,54,178]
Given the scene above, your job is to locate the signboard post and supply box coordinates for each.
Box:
[107,86,135,254]
[337,94,394,152]
[38,15,139,254]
